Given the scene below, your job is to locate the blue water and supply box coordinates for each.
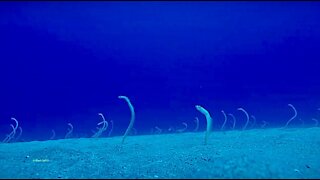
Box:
[0,2,320,142]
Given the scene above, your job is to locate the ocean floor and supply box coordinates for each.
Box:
[0,127,319,178]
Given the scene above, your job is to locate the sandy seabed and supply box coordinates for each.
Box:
[0,127,319,178]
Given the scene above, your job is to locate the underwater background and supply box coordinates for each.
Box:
[1,2,320,179]
[0,1,320,141]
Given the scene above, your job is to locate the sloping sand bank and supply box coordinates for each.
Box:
[0,127,319,178]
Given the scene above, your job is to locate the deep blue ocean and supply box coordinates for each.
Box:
[0,1,320,142]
